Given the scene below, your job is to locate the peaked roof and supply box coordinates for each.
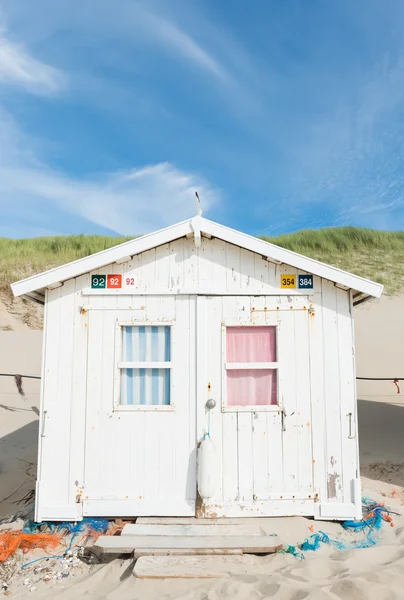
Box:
[11,216,383,304]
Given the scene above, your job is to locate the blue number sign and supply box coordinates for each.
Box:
[298,274,313,289]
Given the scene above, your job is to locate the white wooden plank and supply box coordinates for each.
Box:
[278,308,298,494]
[198,236,213,287]
[141,248,156,290]
[155,243,170,289]
[136,517,258,525]
[95,534,283,552]
[237,412,254,502]
[202,296,223,503]
[322,280,343,502]
[183,238,198,287]
[133,549,243,559]
[253,253,270,291]
[222,413,239,502]
[186,295,197,503]
[83,279,105,500]
[294,310,313,496]
[143,410,162,503]
[235,295,251,324]
[37,286,62,508]
[125,254,142,290]
[225,242,241,291]
[252,412,270,500]
[198,499,314,517]
[266,411,283,494]
[168,238,184,289]
[40,281,75,507]
[99,308,122,497]
[68,273,90,507]
[122,524,263,536]
[336,288,357,504]
[240,248,255,290]
[308,280,326,513]
[133,555,257,579]
[210,238,227,288]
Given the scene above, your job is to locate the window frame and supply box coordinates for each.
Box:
[113,320,175,412]
[221,323,281,413]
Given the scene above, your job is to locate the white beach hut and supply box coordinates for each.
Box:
[11,216,382,523]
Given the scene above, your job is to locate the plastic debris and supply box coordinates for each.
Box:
[279,544,305,561]
[0,532,60,563]
[299,498,398,555]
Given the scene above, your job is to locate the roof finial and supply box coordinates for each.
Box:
[195,191,202,217]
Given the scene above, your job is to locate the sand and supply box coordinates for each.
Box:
[1,295,404,599]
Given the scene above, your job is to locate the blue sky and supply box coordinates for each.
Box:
[1,0,404,238]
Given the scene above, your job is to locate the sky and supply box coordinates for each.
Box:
[1,0,404,238]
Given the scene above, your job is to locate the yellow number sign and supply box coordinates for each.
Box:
[281,274,296,289]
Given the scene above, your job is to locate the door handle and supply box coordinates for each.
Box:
[41,410,48,437]
[347,412,355,439]
[281,408,287,432]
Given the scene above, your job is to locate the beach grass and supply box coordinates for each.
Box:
[1,227,403,295]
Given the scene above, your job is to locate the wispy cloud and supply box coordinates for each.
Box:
[133,7,229,83]
[0,34,65,95]
[0,111,219,236]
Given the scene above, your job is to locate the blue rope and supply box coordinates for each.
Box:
[298,499,396,556]
[201,408,211,440]
[21,532,78,569]
[20,519,109,568]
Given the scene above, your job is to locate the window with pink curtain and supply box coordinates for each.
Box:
[225,326,278,407]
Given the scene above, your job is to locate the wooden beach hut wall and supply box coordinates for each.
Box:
[11,216,383,522]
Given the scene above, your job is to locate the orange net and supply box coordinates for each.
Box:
[0,531,60,562]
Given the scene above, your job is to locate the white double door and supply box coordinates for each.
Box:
[83,294,313,518]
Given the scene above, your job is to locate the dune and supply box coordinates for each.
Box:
[1,295,404,599]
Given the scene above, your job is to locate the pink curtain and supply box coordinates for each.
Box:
[226,327,277,406]
[226,326,276,362]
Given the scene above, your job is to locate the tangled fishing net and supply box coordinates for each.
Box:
[0,531,60,562]
[299,498,398,555]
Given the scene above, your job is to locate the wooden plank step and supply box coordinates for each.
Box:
[133,549,243,559]
[133,555,258,578]
[95,535,283,554]
[136,518,255,525]
[122,524,263,537]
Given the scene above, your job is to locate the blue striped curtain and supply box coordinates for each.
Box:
[120,326,171,405]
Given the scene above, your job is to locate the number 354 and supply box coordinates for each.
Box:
[282,277,295,286]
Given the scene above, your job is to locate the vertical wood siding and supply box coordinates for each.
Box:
[36,236,359,520]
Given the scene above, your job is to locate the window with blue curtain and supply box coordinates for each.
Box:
[120,325,171,406]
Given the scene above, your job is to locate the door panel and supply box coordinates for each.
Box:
[83,296,196,516]
[202,295,314,516]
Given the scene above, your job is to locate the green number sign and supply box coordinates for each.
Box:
[91,274,106,289]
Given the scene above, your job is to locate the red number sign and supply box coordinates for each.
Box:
[125,277,135,288]
[107,274,122,289]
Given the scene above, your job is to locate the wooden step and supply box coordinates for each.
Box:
[133,549,243,559]
[122,524,263,537]
[133,555,258,578]
[136,517,256,525]
[95,534,283,554]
